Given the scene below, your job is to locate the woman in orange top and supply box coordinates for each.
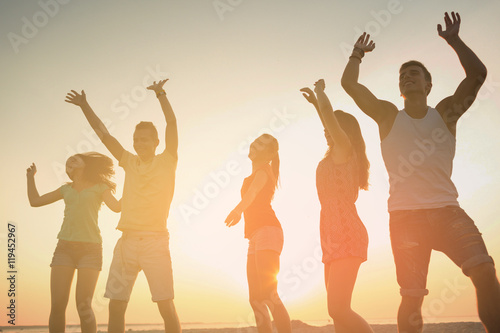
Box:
[225,134,291,333]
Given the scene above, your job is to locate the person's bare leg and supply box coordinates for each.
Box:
[157,299,181,333]
[397,296,424,333]
[255,250,291,333]
[49,266,75,333]
[468,263,500,332]
[326,257,373,333]
[108,299,128,333]
[75,268,100,333]
[247,253,273,333]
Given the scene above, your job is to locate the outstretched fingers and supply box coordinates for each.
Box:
[300,87,316,103]
[356,33,366,44]
[146,78,169,91]
[64,90,85,104]
[437,11,461,40]
[354,33,375,52]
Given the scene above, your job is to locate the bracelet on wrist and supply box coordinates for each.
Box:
[156,90,166,97]
[349,55,362,63]
[353,47,365,57]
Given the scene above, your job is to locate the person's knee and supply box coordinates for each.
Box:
[249,295,263,311]
[76,298,94,319]
[50,299,69,314]
[328,303,350,322]
[157,299,177,318]
[109,299,128,316]
[249,288,264,305]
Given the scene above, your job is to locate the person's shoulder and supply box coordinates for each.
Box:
[119,150,137,168]
[156,150,178,167]
[60,183,72,192]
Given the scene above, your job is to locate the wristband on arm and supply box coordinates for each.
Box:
[349,47,365,62]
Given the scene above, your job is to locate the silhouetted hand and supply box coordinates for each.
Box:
[26,163,37,178]
[438,12,460,42]
[314,79,325,94]
[354,33,376,53]
[225,209,242,227]
[65,90,87,106]
[300,87,318,105]
[147,79,168,93]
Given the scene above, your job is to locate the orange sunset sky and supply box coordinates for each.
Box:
[1,0,500,327]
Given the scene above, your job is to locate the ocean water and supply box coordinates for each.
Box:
[0,317,481,332]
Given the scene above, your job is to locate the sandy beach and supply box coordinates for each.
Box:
[0,320,486,333]
[116,320,486,333]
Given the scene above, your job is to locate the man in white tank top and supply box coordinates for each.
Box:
[341,12,500,333]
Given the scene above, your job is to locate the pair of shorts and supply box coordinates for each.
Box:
[50,239,102,271]
[104,231,174,302]
[248,226,284,256]
[390,205,494,297]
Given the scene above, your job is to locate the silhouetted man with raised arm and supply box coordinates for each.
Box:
[341,12,500,333]
[66,79,181,333]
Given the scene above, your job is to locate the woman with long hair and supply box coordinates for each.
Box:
[225,134,291,333]
[301,79,373,333]
[27,152,121,333]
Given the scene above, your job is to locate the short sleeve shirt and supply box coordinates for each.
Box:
[57,183,109,243]
[118,150,177,231]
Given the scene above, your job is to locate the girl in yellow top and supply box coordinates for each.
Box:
[27,152,120,333]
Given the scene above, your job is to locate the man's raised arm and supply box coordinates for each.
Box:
[65,90,125,161]
[341,33,398,127]
[435,12,487,127]
[147,80,178,160]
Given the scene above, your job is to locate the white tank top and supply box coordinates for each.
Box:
[381,107,459,211]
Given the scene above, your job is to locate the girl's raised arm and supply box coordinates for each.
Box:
[314,79,352,154]
[27,163,63,207]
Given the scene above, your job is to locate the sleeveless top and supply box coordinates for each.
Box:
[241,164,281,239]
[381,107,459,212]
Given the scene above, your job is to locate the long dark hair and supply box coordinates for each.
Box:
[74,152,116,192]
[325,111,370,190]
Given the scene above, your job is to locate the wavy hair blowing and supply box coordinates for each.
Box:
[326,111,370,190]
[74,152,116,193]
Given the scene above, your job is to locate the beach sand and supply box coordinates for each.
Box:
[115,320,486,333]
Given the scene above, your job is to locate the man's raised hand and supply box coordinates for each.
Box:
[65,90,87,106]
[26,163,37,178]
[147,79,169,94]
[354,33,376,53]
[438,12,461,43]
